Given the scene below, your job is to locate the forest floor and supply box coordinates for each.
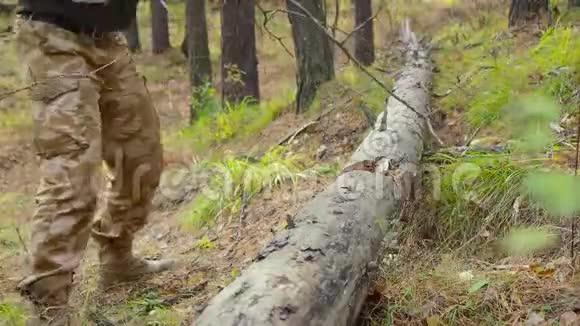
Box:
[0,0,579,325]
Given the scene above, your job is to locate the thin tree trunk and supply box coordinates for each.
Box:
[508,0,550,27]
[354,0,375,66]
[194,23,431,326]
[124,13,141,53]
[220,0,260,104]
[151,0,171,53]
[181,37,188,57]
[286,0,335,113]
[569,0,580,8]
[186,0,212,123]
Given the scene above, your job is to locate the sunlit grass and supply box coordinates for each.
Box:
[433,11,579,127]
[162,88,294,154]
[179,147,306,229]
[0,300,27,326]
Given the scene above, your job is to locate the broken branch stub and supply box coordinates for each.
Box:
[193,24,431,326]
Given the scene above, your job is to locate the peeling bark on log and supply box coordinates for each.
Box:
[194,23,431,326]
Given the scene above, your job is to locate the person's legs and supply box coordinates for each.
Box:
[14,20,103,324]
[89,33,170,287]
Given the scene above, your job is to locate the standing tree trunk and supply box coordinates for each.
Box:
[508,0,550,27]
[220,0,260,104]
[124,12,141,53]
[569,0,580,7]
[186,0,212,123]
[286,0,335,113]
[151,0,171,53]
[354,0,375,66]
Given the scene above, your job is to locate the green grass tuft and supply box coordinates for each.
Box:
[0,300,27,326]
[179,147,307,229]
[418,151,530,249]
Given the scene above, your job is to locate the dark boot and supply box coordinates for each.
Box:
[95,235,175,288]
[17,273,73,326]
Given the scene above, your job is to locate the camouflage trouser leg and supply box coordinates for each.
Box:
[90,27,163,244]
[14,19,162,311]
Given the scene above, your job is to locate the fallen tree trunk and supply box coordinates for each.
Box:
[194,22,431,326]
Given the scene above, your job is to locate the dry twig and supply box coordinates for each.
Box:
[256,3,294,58]
[236,189,248,241]
[14,225,29,256]
[275,96,355,147]
[0,56,122,101]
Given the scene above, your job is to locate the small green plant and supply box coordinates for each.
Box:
[196,235,216,249]
[224,63,244,85]
[0,301,26,326]
[190,82,219,122]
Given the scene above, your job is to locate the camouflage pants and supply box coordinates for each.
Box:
[14,19,163,291]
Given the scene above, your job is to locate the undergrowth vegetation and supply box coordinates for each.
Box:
[413,0,579,251]
[418,151,530,249]
[373,253,568,326]
[366,3,580,325]
[0,300,26,326]
[179,148,307,229]
[433,10,579,128]
[163,88,293,154]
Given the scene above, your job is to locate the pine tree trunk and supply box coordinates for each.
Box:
[186,0,212,123]
[124,12,141,53]
[286,0,335,113]
[354,0,375,66]
[151,0,171,54]
[508,0,550,27]
[220,0,260,104]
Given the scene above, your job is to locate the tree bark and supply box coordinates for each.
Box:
[569,0,580,7]
[287,0,335,113]
[220,0,260,104]
[124,12,141,53]
[508,0,550,27]
[151,0,171,54]
[194,23,431,326]
[354,0,375,66]
[186,0,212,123]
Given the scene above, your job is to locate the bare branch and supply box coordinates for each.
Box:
[255,3,294,58]
[14,226,29,256]
[0,56,122,101]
